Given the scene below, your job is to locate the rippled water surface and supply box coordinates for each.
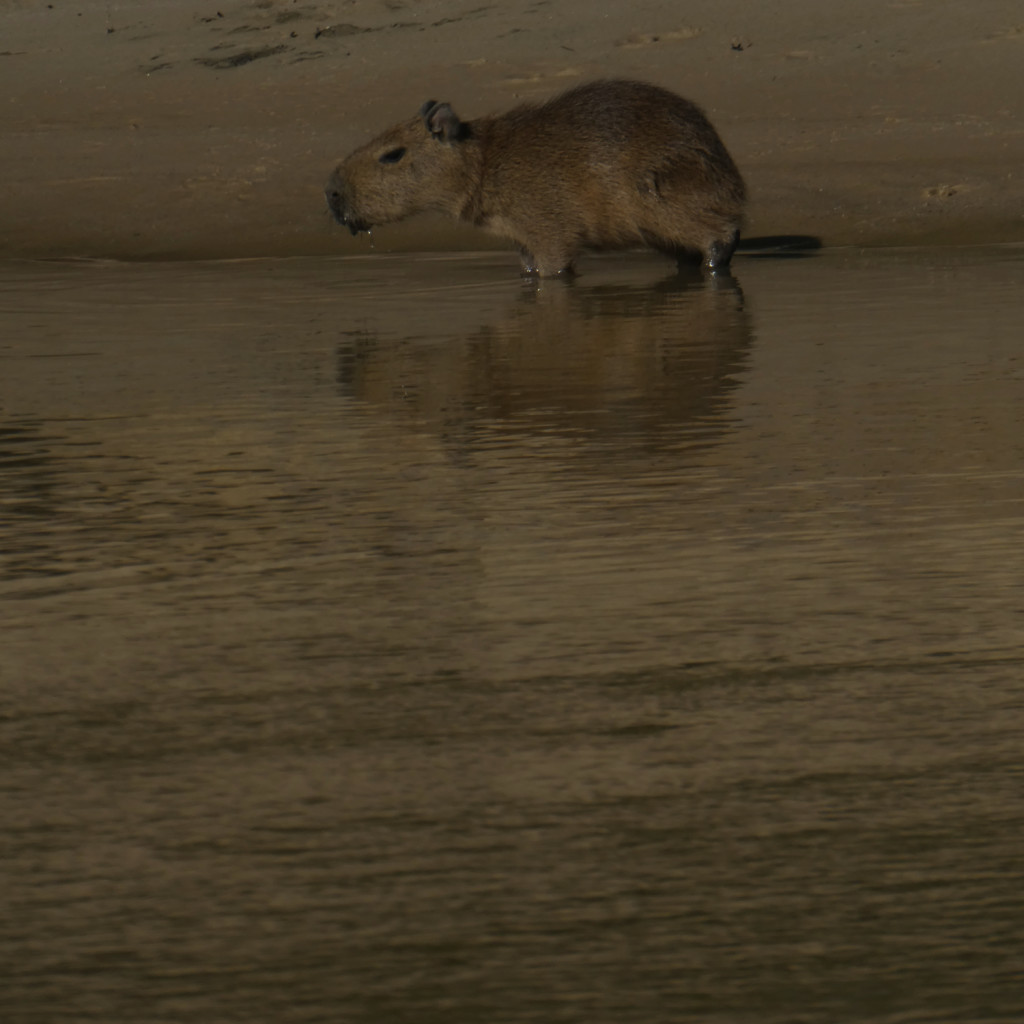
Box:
[2,248,1023,1023]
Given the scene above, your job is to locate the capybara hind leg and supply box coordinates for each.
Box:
[703,229,740,271]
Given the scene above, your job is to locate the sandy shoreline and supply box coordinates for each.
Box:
[2,0,1022,260]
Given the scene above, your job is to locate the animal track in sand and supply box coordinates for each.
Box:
[502,67,584,86]
[195,44,288,68]
[616,27,701,49]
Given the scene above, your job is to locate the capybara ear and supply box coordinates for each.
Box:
[420,101,464,143]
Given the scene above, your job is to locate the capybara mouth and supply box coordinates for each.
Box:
[325,186,371,235]
[344,216,371,236]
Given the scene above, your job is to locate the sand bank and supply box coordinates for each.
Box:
[2,0,1022,259]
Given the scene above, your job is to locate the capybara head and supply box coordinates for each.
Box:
[325,100,474,234]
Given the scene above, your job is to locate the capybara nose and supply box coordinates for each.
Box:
[325,187,343,218]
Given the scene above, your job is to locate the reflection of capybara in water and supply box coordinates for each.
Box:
[336,272,752,460]
[325,79,746,277]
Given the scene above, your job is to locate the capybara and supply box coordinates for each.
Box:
[325,79,746,276]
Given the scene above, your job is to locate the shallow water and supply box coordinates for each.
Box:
[2,247,1023,1023]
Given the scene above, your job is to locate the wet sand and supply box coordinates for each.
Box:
[2,0,1023,259]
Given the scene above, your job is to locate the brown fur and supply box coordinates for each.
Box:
[325,79,746,276]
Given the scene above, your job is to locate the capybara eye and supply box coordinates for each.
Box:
[379,147,407,165]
